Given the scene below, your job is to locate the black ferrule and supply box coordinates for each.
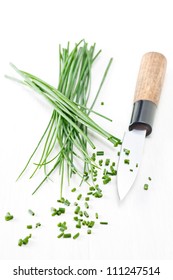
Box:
[129,100,156,136]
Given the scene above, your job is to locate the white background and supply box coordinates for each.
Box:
[0,0,173,272]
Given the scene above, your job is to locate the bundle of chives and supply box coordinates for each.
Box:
[7,40,121,197]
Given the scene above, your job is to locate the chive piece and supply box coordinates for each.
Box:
[57,232,64,238]
[101,102,104,105]
[18,239,23,247]
[73,216,78,221]
[77,194,82,200]
[123,148,130,155]
[89,186,95,191]
[130,169,133,172]
[76,223,81,229]
[5,212,14,221]
[74,206,80,214]
[63,233,71,238]
[117,151,120,156]
[105,159,110,166]
[79,211,83,217]
[88,221,95,228]
[27,225,32,229]
[93,178,97,182]
[124,159,130,164]
[112,162,115,166]
[84,202,89,209]
[148,177,152,181]
[64,199,70,206]
[22,234,32,245]
[99,159,103,166]
[82,220,86,226]
[36,223,41,228]
[96,151,104,156]
[136,163,138,168]
[87,192,93,195]
[74,202,78,206]
[73,232,80,239]
[84,211,89,218]
[87,229,92,234]
[100,222,108,225]
[95,213,99,219]
[59,208,65,214]
[28,209,35,216]
[144,184,149,190]
[71,188,76,192]
[85,197,90,201]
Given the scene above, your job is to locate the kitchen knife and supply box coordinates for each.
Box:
[117,52,167,200]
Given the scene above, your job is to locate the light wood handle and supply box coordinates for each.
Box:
[134,52,167,105]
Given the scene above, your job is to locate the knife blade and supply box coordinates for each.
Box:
[117,52,167,200]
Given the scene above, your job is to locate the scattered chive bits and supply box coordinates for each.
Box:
[100,222,108,225]
[71,188,76,192]
[51,207,65,216]
[85,202,89,209]
[105,159,110,166]
[28,209,35,216]
[57,233,64,238]
[5,212,14,221]
[95,213,99,219]
[144,184,149,190]
[36,223,41,228]
[77,194,82,200]
[124,159,130,164]
[63,233,71,238]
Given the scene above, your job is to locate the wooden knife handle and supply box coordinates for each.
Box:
[129,52,167,136]
[134,52,167,105]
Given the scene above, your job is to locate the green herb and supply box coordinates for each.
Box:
[63,233,71,238]
[84,211,89,218]
[96,151,104,156]
[123,148,130,155]
[85,197,90,201]
[124,159,130,164]
[100,222,108,225]
[87,229,92,234]
[18,234,32,246]
[7,41,121,198]
[57,233,64,238]
[71,188,76,192]
[117,151,120,156]
[5,212,14,221]
[130,169,133,172]
[36,223,41,228]
[95,213,99,219]
[88,221,95,228]
[84,202,89,209]
[148,177,152,181]
[73,232,80,239]
[28,209,35,216]
[136,163,138,168]
[77,194,82,200]
[144,184,149,190]
[101,102,104,105]
[18,239,23,247]
[99,159,103,166]
[105,159,110,166]
[74,206,80,215]
[27,225,32,229]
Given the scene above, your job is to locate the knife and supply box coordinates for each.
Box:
[117,52,167,200]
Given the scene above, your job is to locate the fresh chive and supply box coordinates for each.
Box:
[130,169,133,172]
[71,188,76,192]
[117,151,120,156]
[36,223,41,228]
[96,151,104,156]
[124,159,130,164]
[28,209,35,216]
[18,239,23,247]
[74,206,80,214]
[63,233,71,238]
[88,221,95,228]
[95,213,98,219]
[99,159,103,166]
[100,222,108,225]
[84,211,89,218]
[5,212,14,221]
[123,148,130,155]
[85,197,90,201]
[57,232,64,238]
[144,184,149,190]
[73,216,78,221]
[27,225,32,229]
[148,177,152,181]
[136,163,138,168]
[87,229,92,234]
[77,194,82,200]
[105,159,110,166]
[73,232,80,239]
[112,162,115,166]
[101,102,104,105]
[84,202,89,209]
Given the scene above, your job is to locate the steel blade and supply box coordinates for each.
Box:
[117,129,146,200]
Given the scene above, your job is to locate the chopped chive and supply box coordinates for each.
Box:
[36,223,41,228]
[73,232,80,239]
[103,177,111,184]
[85,197,90,201]
[87,192,93,195]
[73,216,78,221]
[59,208,65,213]
[88,221,95,228]
[87,229,92,234]
[74,202,78,206]
[136,163,138,168]
[21,234,32,245]
[99,159,103,166]
[77,194,82,200]
[123,148,130,155]
[105,159,110,166]
[79,211,83,217]
[27,225,32,229]
[124,159,130,164]
[71,188,76,192]
[117,151,120,156]
[63,233,71,238]
[101,102,104,105]
[84,202,89,209]
[74,206,80,214]
[76,223,81,229]
[84,211,89,218]
[82,220,86,226]
[28,209,35,216]
[18,239,23,247]
[112,162,115,166]
[64,199,70,206]
[100,222,108,225]
[89,186,95,191]
[148,177,152,181]
[95,213,99,219]
[144,184,149,190]
[57,232,64,238]
[130,169,133,172]
[96,151,104,156]
[93,178,97,182]
[5,212,14,221]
